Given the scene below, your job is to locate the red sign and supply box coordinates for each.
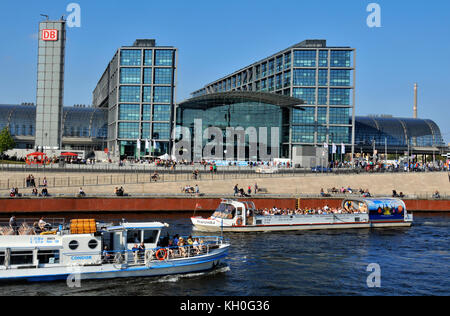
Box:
[42,29,58,41]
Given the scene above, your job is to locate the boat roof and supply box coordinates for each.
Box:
[342,197,406,208]
[106,222,169,231]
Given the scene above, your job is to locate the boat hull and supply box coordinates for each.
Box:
[0,246,228,282]
[192,218,412,233]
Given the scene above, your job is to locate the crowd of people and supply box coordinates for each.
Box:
[254,205,367,216]
[233,183,259,197]
[321,187,372,197]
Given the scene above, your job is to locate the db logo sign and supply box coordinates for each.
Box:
[42,29,58,41]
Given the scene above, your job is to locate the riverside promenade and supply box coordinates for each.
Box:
[0,170,448,213]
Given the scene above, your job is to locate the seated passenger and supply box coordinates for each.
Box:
[178,237,187,257]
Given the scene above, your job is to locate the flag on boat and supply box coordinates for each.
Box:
[195,203,202,209]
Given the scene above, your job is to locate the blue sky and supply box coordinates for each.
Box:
[0,0,449,143]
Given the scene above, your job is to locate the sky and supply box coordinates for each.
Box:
[0,0,449,143]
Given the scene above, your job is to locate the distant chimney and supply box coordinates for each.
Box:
[413,83,418,119]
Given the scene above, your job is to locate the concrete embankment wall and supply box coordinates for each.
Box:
[0,196,448,214]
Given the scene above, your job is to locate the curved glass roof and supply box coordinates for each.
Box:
[0,105,107,139]
[355,116,445,147]
[179,91,305,110]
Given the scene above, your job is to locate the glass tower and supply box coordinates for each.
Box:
[191,40,355,159]
[93,39,177,159]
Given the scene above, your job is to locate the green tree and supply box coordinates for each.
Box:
[0,127,15,157]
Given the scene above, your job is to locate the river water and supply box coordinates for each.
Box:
[1,212,449,296]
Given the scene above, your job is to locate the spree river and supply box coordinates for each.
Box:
[1,212,449,296]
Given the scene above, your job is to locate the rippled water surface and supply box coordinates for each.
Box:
[1,212,448,296]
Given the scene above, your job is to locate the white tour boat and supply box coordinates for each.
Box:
[191,198,413,232]
[0,219,229,282]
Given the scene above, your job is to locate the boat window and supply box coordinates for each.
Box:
[37,250,60,264]
[127,230,141,244]
[143,230,159,244]
[0,251,4,265]
[69,240,79,250]
[10,251,33,265]
[88,239,98,249]
[236,207,243,216]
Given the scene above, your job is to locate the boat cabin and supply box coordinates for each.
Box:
[342,198,411,222]
[0,221,168,270]
[211,199,256,226]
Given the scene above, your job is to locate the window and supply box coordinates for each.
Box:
[329,107,350,125]
[292,125,315,143]
[153,86,172,103]
[319,50,328,67]
[155,50,174,66]
[119,104,140,121]
[317,107,327,124]
[127,230,141,244]
[118,122,140,139]
[153,123,170,139]
[142,86,152,103]
[120,50,141,66]
[318,69,328,86]
[142,104,151,121]
[38,250,60,264]
[293,69,316,86]
[329,89,351,105]
[284,52,291,70]
[144,50,153,66]
[69,240,79,250]
[154,68,173,85]
[120,68,141,84]
[153,104,171,121]
[294,50,316,67]
[10,251,33,265]
[330,70,352,86]
[143,68,152,84]
[330,51,352,67]
[88,239,98,249]
[292,107,315,124]
[143,230,159,243]
[293,88,316,105]
[318,88,328,105]
[119,86,140,103]
[142,123,150,139]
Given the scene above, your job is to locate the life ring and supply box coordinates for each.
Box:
[155,248,168,261]
[236,217,243,226]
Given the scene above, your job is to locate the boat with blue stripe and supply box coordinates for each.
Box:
[0,219,229,283]
[191,198,413,232]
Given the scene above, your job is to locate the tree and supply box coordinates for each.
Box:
[0,127,15,158]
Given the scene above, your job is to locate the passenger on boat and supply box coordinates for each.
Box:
[33,222,42,235]
[132,244,140,264]
[193,238,201,255]
[178,237,187,257]
[102,246,113,263]
[9,215,19,235]
[38,217,49,231]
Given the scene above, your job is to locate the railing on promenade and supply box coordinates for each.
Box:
[0,162,448,192]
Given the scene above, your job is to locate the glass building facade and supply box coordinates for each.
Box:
[0,104,107,150]
[176,92,304,161]
[93,39,177,159]
[191,40,355,159]
[355,116,445,153]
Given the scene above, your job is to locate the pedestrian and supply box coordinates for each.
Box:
[233,184,239,196]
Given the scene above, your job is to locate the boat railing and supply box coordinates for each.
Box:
[0,218,66,236]
[102,236,226,266]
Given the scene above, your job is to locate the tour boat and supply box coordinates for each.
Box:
[191,198,413,232]
[0,219,229,282]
